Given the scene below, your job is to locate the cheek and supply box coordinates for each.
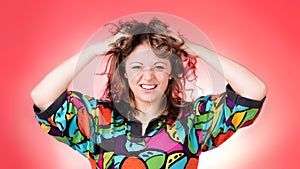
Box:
[125,71,141,81]
[127,72,141,83]
[158,74,170,87]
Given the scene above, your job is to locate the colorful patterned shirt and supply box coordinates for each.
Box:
[34,85,265,169]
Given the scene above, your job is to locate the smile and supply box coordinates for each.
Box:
[140,84,157,90]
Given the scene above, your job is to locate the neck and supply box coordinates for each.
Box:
[134,100,166,123]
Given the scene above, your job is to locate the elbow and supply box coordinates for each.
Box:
[238,80,267,101]
[31,88,41,107]
[30,88,47,112]
[259,81,268,98]
[30,88,38,105]
[252,81,268,101]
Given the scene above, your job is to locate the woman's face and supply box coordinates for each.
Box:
[125,43,171,106]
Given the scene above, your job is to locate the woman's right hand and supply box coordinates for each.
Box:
[84,32,128,57]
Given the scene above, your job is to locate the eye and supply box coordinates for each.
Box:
[131,65,142,69]
[154,65,165,70]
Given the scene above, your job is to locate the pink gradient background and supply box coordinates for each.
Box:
[0,0,299,168]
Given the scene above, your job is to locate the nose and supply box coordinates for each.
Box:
[142,68,155,80]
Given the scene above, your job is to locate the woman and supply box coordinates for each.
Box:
[32,18,267,169]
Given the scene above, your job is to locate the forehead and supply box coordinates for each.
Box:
[126,43,169,64]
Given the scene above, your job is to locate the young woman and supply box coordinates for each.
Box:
[31,18,267,169]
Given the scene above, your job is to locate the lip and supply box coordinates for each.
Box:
[139,84,158,92]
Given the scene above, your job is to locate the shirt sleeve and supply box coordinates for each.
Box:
[193,84,266,151]
[34,90,98,157]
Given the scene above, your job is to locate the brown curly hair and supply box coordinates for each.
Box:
[102,18,197,123]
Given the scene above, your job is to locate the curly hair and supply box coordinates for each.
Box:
[102,18,197,123]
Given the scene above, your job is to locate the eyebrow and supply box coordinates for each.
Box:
[129,61,168,65]
[154,62,168,65]
[129,62,143,65]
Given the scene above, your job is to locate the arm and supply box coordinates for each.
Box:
[183,40,267,100]
[31,34,124,111]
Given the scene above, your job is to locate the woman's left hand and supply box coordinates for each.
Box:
[180,39,200,58]
[165,26,199,58]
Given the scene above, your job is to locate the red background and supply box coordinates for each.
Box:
[1,0,299,168]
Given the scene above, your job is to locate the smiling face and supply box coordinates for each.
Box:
[104,19,198,122]
[125,43,171,109]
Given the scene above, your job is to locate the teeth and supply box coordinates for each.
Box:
[140,84,157,90]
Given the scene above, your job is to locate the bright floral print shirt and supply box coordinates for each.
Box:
[34,85,265,169]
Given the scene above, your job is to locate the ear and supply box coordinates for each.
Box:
[124,72,128,78]
[169,75,172,80]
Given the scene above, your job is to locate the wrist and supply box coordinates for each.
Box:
[83,41,110,58]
